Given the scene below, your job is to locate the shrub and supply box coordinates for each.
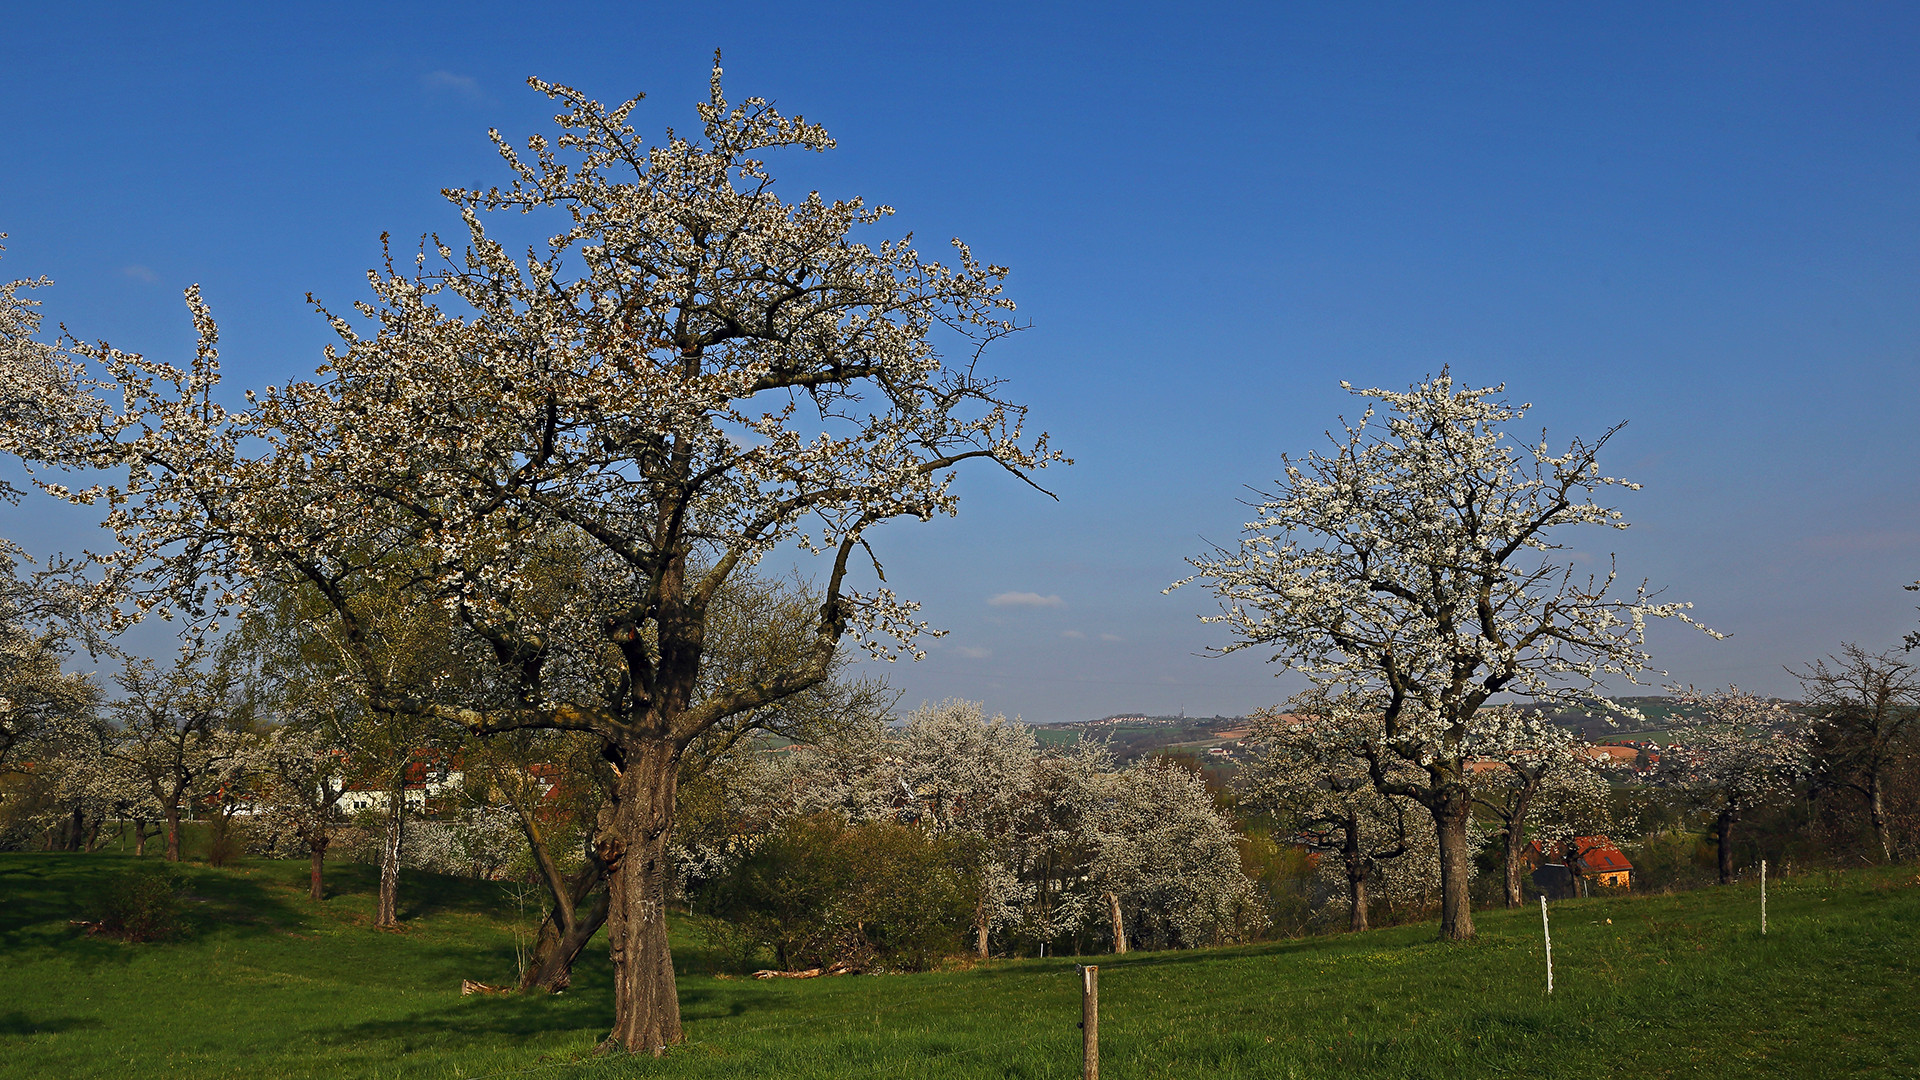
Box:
[711,814,976,971]
[84,864,183,942]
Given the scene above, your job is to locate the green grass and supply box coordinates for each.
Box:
[2,853,1916,1078]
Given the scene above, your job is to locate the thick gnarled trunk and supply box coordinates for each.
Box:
[1106,890,1127,954]
[1433,798,1475,940]
[603,737,683,1054]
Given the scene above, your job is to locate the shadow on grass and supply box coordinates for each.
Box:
[0,853,312,962]
[0,1010,104,1036]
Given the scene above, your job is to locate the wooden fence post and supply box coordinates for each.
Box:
[1540,895,1553,995]
[1078,963,1099,1080]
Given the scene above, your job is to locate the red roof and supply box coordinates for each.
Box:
[1528,836,1632,874]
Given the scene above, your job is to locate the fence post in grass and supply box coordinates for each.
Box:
[1761,859,1767,936]
[1540,895,1553,995]
[1078,964,1099,1080]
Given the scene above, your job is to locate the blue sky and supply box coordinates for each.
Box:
[5,3,1917,721]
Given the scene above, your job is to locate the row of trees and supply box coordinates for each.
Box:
[679,700,1259,965]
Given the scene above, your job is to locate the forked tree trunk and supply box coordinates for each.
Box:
[378,791,404,927]
[1716,809,1736,885]
[1106,890,1127,954]
[1433,799,1476,940]
[133,818,159,858]
[603,737,683,1054]
[524,889,612,993]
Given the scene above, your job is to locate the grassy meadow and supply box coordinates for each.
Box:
[1,851,1916,1079]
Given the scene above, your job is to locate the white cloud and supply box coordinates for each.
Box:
[421,70,485,101]
[121,265,157,283]
[1099,633,1123,642]
[954,645,993,660]
[988,591,1063,608]
[1061,630,1085,639]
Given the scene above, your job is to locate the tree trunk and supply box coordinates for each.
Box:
[603,737,683,1055]
[975,917,990,958]
[1869,774,1890,863]
[1432,798,1476,940]
[1716,809,1736,885]
[525,888,611,992]
[1348,868,1370,932]
[1106,890,1127,954]
[162,804,182,862]
[521,854,612,993]
[308,834,329,901]
[1503,824,1528,908]
[377,791,404,927]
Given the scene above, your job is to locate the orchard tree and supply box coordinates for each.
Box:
[1658,687,1809,884]
[1463,708,1617,908]
[895,700,1040,956]
[2,64,1057,1051]
[1241,701,1429,932]
[101,646,251,862]
[1793,644,1920,861]
[1179,373,1707,939]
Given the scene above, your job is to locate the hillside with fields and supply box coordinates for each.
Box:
[2,853,1915,1079]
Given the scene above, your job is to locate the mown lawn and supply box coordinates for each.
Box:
[1,852,1915,1078]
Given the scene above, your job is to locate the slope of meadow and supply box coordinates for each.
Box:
[1,852,1915,1079]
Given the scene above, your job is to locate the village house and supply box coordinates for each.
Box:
[1528,836,1632,898]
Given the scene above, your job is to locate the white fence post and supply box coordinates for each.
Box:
[1760,859,1767,936]
[1540,895,1553,995]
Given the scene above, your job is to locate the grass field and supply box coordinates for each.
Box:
[2,852,1916,1079]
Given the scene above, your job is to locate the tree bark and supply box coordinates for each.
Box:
[975,918,990,958]
[162,804,182,862]
[520,851,612,993]
[603,737,682,1055]
[1348,867,1370,932]
[308,833,329,901]
[1869,774,1890,863]
[525,888,611,992]
[377,791,404,927]
[1106,890,1127,954]
[1716,809,1736,885]
[1503,825,1528,908]
[1432,798,1476,940]
[132,817,160,858]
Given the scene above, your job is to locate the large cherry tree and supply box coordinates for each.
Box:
[3,64,1058,1052]
[1180,372,1706,939]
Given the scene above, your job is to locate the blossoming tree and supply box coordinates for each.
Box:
[1658,687,1809,883]
[1179,372,1706,939]
[2,65,1057,1051]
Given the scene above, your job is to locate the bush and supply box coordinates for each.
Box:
[709,814,976,971]
[206,812,246,867]
[84,864,183,942]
